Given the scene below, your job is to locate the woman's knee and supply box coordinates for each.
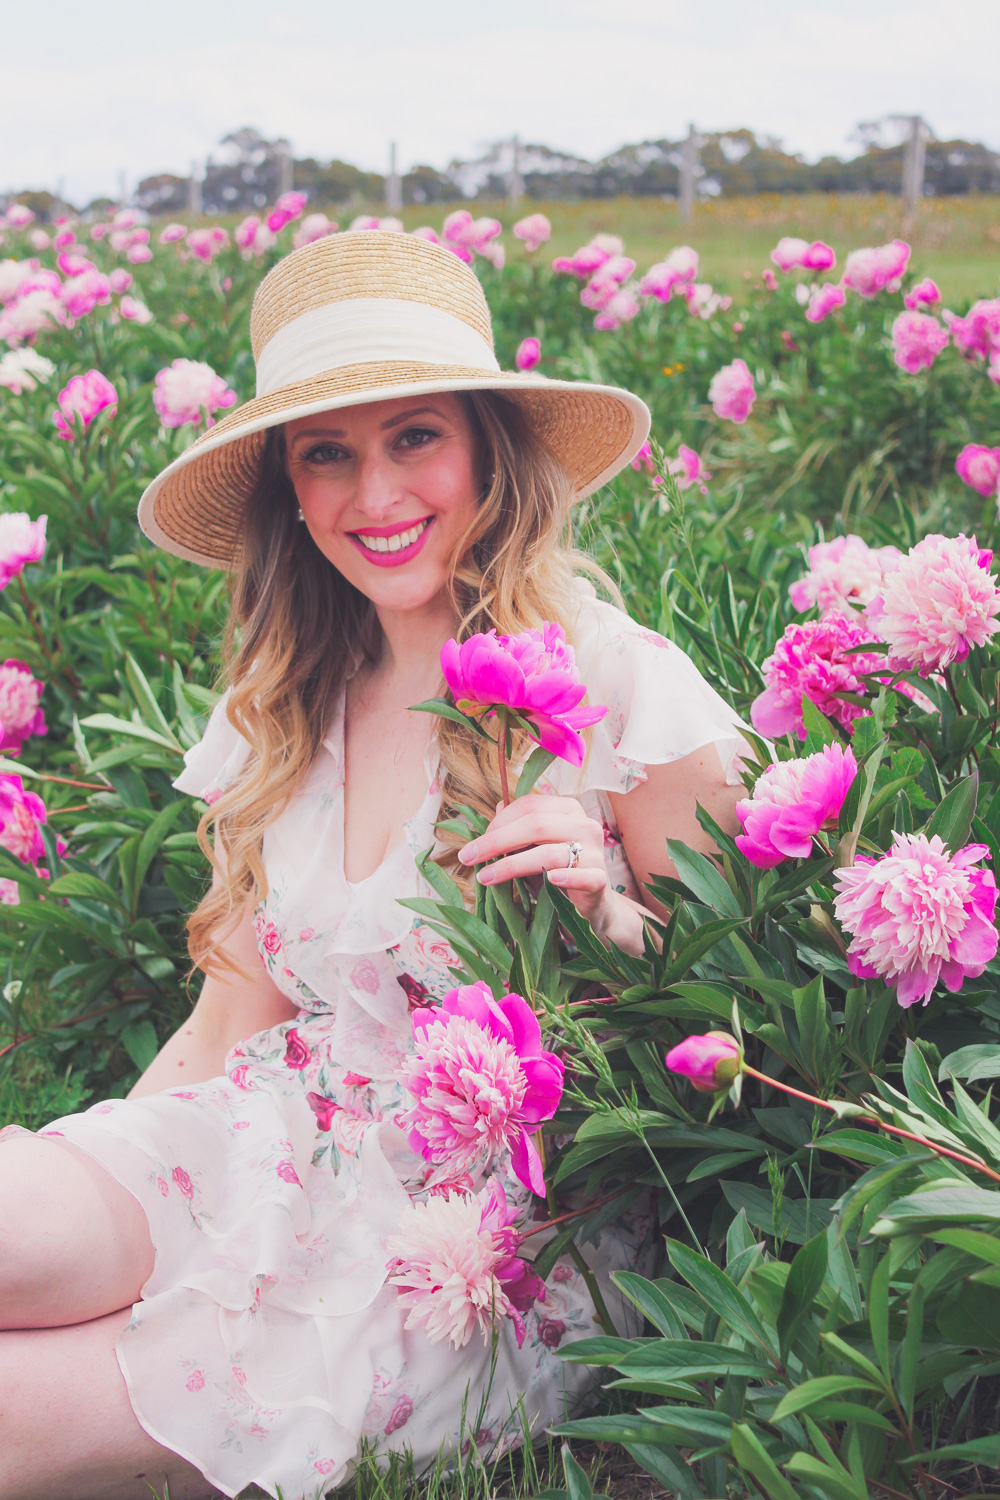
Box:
[0,1134,155,1329]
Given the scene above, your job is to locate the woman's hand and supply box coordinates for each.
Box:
[458,792,618,934]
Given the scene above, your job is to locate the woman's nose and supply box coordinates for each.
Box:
[352,451,403,519]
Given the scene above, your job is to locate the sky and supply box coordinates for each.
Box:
[4,0,999,206]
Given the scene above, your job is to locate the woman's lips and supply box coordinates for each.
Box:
[346,516,434,568]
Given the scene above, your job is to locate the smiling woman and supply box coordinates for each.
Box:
[0,232,750,1500]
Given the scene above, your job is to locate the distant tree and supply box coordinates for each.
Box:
[293,158,385,206]
[9,191,64,223]
[203,128,291,214]
[136,174,190,216]
[402,164,453,205]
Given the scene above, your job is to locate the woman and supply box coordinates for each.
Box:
[0,232,747,1500]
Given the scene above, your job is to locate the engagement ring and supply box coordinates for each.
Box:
[565,840,583,869]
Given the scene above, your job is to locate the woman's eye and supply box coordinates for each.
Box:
[397,427,440,450]
[302,443,345,464]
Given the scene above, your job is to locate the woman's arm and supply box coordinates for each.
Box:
[127,895,299,1099]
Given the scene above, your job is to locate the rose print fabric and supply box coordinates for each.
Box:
[1,590,747,1500]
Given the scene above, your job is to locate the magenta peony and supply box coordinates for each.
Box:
[833,834,998,1008]
[630,441,656,474]
[789,535,902,614]
[843,241,911,298]
[666,1032,741,1092]
[552,240,614,279]
[441,621,607,767]
[751,611,887,739]
[638,261,680,301]
[53,370,117,441]
[513,214,551,253]
[735,743,857,868]
[945,298,1000,362]
[0,773,49,865]
[153,359,237,429]
[708,358,755,423]
[956,444,1000,497]
[805,283,846,323]
[60,270,112,322]
[399,981,564,1195]
[867,533,1000,673]
[266,191,308,235]
[771,238,835,273]
[667,444,711,494]
[0,513,46,589]
[515,337,541,371]
[762,269,779,291]
[0,660,46,754]
[186,227,228,263]
[387,1179,545,1349]
[891,310,950,374]
[234,216,276,258]
[158,223,188,244]
[904,277,941,311]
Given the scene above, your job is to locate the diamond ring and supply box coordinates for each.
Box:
[565,840,583,869]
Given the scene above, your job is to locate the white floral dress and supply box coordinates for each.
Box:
[3,589,747,1500]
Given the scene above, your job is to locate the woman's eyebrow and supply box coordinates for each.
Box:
[289,407,445,447]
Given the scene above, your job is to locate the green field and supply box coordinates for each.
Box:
[385,192,1000,303]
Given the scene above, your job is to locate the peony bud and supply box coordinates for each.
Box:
[665,1032,741,1092]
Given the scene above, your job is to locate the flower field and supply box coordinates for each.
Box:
[4,193,1000,1498]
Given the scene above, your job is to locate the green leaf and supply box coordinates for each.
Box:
[514,745,555,798]
[611,1272,687,1339]
[79,714,184,753]
[939,1044,1000,1084]
[932,1227,1000,1265]
[554,1336,637,1366]
[801,693,839,750]
[777,1230,828,1362]
[728,1422,799,1500]
[898,1278,925,1423]
[561,1444,596,1500]
[873,1184,1000,1232]
[901,1435,1000,1466]
[47,871,127,909]
[664,839,743,918]
[924,771,979,852]
[124,653,182,749]
[772,1375,883,1422]
[415,848,464,908]
[614,1339,773,1382]
[121,1019,159,1072]
[667,1239,778,1361]
[408,698,490,736]
[868,1252,891,1379]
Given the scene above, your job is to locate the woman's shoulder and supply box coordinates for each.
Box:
[546,579,749,796]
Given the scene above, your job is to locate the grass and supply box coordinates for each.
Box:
[383,192,1000,303]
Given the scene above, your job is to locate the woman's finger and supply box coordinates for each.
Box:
[461,811,597,865]
[476,843,604,886]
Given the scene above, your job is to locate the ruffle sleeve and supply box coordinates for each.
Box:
[542,583,751,799]
[171,688,251,803]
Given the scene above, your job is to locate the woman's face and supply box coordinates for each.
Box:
[284,393,482,614]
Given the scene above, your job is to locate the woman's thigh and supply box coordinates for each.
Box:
[0,1309,224,1500]
[0,1133,155,1329]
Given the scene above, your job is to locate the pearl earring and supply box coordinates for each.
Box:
[296,507,305,522]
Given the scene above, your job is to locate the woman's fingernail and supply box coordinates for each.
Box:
[478,869,496,885]
[459,843,478,864]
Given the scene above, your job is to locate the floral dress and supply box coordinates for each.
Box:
[2,588,748,1500]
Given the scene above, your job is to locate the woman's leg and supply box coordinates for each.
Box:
[0,1133,155,1329]
[0,1309,225,1500]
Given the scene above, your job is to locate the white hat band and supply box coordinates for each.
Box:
[255,297,500,397]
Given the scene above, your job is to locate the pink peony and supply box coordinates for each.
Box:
[127,244,153,265]
[266,191,308,234]
[515,337,541,371]
[442,211,502,262]
[513,214,551,253]
[0,661,46,754]
[53,370,117,441]
[57,252,94,278]
[891,310,950,374]
[234,216,275,258]
[867,533,1000,673]
[552,240,614,279]
[789,535,902,614]
[293,212,338,249]
[685,283,731,320]
[708,358,755,423]
[956,444,1000,497]
[639,261,683,301]
[842,240,911,298]
[0,289,65,344]
[762,269,779,291]
[630,440,655,474]
[667,444,711,494]
[441,621,607,767]
[593,287,639,331]
[107,268,133,294]
[153,359,237,429]
[771,238,835,273]
[60,270,111,321]
[805,283,846,323]
[904,278,941,311]
[833,834,998,1008]
[0,260,37,305]
[665,1032,741,1092]
[0,513,46,589]
[410,227,441,245]
[399,981,564,1195]
[735,743,857,868]
[119,296,152,324]
[6,205,35,230]
[0,348,54,394]
[159,223,188,244]
[386,1179,545,1350]
[944,298,1000,362]
[0,773,49,864]
[186,227,228,262]
[751,611,888,739]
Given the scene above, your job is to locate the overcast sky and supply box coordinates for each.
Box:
[5,0,999,205]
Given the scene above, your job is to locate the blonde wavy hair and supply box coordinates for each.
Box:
[188,390,616,976]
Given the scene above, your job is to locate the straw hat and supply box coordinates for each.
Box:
[138,230,651,568]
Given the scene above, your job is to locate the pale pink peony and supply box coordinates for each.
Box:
[0,513,46,589]
[685,283,731,320]
[0,661,46,754]
[665,1032,741,1092]
[0,773,49,864]
[293,212,338,249]
[891,310,950,374]
[867,533,1000,673]
[410,226,441,245]
[57,252,94,278]
[60,270,111,321]
[842,240,911,298]
[956,444,1000,497]
[0,347,55,394]
[904,277,941,311]
[153,359,237,429]
[708,358,755,423]
[944,298,1000,362]
[119,296,153,325]
[638,261,681,301]
[387,1180,544,1349]
[0,289,65,345]
[663,244,698,282]
[442,212,502,262]
[107,268,133,294]
[552,240,614,279]
[515,337,541,371]
[186,227,228,262]
[159,223,188,244]
[0,260,37,305]
[593,287,639,331]
[805,283,846,323]
[833,833,998,1008]
[234,216,275,258]
[126,244,153,265]
[762,268,779,291]
[399,981,564,1194]
[735,742,857,868]
[771,238,836,274]
[513,214,551,253]
[53,370,117,441]
[28,230,50,252]
[751,611,888,739]
[266,191,308,234]
[789,535,902,614]
[667,444,711,494]
[441,621,607,767]
[6,205,35,230]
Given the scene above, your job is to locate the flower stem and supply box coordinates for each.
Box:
[496,709,511,807]
[741,1063,1000,1186]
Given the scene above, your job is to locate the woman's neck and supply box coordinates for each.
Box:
[369,594,459,694]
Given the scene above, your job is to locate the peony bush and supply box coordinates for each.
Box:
[4,197,1000,1497]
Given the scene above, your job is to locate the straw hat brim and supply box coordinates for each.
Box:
[138,363,650,570]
